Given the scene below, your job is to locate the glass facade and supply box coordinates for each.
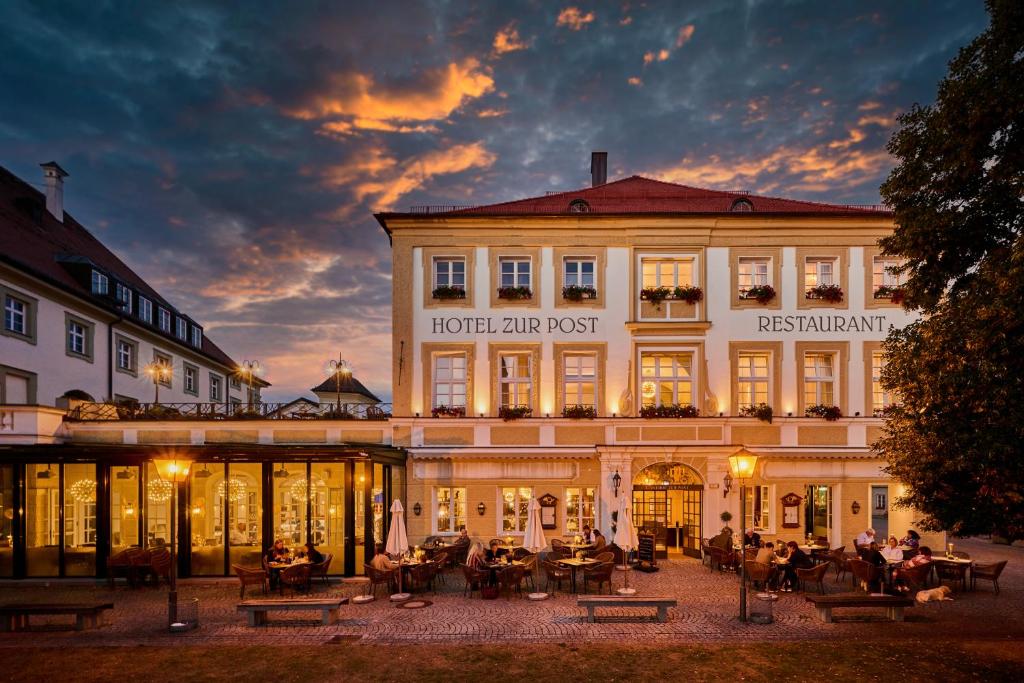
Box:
[63,463,97,576]
[189,463,226,575]
[26,464,59,576]
[228,463,262,569]
[110,466,141,553]
[0,465,12,577]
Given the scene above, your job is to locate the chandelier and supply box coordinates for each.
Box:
[217,478,246,502]
[147,478,173,503]
[69,479,96,503]
[289,477,324,502]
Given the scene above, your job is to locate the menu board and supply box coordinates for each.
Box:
[637,532,656,565]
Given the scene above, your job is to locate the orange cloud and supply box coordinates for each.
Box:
[628,76,643,86]
[857,114,897,128]
[556,7,595,30]
[676,24,695,47]
[858,101,883,111]
[493,23,529,55]
[619,16,633,26]
[476,108,507,118]
[286,58,494,129]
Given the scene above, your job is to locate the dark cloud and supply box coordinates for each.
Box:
[0,0,990,401]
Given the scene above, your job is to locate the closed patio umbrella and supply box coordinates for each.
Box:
[523,498,546,553]
[612,494,639,595]
[385,499,411,601]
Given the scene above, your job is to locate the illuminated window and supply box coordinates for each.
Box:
[804,352,835,406]
[871,351,894,414]
[565,487,596,534]
[153,352,172,388]
[745,485,770,532]
[804,258,836,291]
[642,258,693,289]
[499,257,531,289]
[872,257,905,292]
[737,352,770,410]
[435,487,466,534]
[499,352,532,408]
[433,257,466,290]
[738,257,770,295]
[500,487,532,533]
[563,354,596,409]
[432,354,467,410]
[640,352,693,407]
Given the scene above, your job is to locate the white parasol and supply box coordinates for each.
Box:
[385,499,411,601]
[612,494,639,594]
[523,498,547,553]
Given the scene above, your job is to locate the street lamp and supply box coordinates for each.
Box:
[152,456,192,629]
[728,447,759,623]
[144,361,172,403]
[326,355,352,415]
[239,360,261,409]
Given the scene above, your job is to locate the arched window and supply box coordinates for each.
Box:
[730,198,754,212]
[568,199,591,213]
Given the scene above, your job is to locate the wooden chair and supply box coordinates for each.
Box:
[107,547,145,588]
[848,558,881,593]
[796,562,831,594]
[548,546,570,560]
[542,560,572,596]
[279,563,311,596]
[511,547,532,561]
[592,551,614,564]
[898,563,931,592]
[744,560,776,591]
[430,551,450,585]
[550,539,566,553]
[971,560,1007,594]
[309,554,332,586]
[148,547,172,586]
[582,562,614,595]
[408,563,435,595]
[232,564,268,599]
[488,538,505,548]
[364,563,397,597]
[498,565,526,599]
[519,553,538,589]
[461,564,489,598]
[826,546,850,583]
[452,541,470,567]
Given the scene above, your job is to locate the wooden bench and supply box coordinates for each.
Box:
[0,603,114,632]
[577,595,677,623]
[237,597,348,627]
[806,594,913,623]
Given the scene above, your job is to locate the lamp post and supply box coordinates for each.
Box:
[728,447,759,623]
[240,360,261,409]
[152,456,191,629]
[326,355,352,415]
[144,361,171,403]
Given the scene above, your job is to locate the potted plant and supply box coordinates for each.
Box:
[874,285,905,304]
[720,510,733,533]
[498,405,532,421]
[638,403,700,418]
[805,284,844,303]
[497,286,532,300]
[432,285,466,300]
[742,284,776,304]
[673,285,703,304]
[431,405,466,418]
[561,404,597,419]
[640,286,672,307]
[739,403,773,423]
[805,404,843,421]
[562,284,597,302]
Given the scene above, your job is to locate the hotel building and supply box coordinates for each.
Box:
[376,153,942,557]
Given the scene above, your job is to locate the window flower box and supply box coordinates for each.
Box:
[561,404,597,419]
[431,405,466,418]
[640,287,673,307]
[497,286,532,300]
[639,403,700,419]
[873,285,905,304]
[739,403,773,423]
[432,285,466,300]
[805,404,842,421]
[741,284,776,304]
[562,285,597,302]
[498,405,532,421]
[673,286,703,304]
[805,284,844,303]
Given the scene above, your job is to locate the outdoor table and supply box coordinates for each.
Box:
[564,543,595,556]
[267,558,310,590]
[933,556,974,591]
[557,557,600,593]
[483,559,524,586]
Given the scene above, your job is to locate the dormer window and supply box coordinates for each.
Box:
[730,198,754,212]
[190,326,202,348]
[115,283,132,314]
[138,296,153,323]
[568,199,591,213]
[175,317,187,340]
[91,270,108,295]
[158,307,172,333]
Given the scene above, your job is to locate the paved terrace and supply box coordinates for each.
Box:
[0,538,1020,647]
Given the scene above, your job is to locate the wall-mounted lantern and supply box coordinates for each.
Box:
[612,470,622,497]
[851,500,861,515]
[477,502,486,516]
[412,502,422,517]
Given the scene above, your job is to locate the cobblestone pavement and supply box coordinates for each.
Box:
[0,538,1021,647]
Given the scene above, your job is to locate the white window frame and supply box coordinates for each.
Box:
[158,308,172,333]
[91,270,108,295]
[4,295,26,335]
[498,257,532,289]
[153,352,172,388]
[497,486,533,535]
[639,352,695,407]
[872,257,905,292]
[804,352,836,407]
[433,486,467,535]
[116,339,135,372]
[183,364,198,395]
[432,353,467,410]
[432,257,466,290]
[564,487,596,535]
[804,258,837,291]
[175,317,187,341]
[190,327,202,348]
[138,296,153,323]
[738,257,770,295]
[871,351,894,413]
[563,353,597,409]
[737,352,770,410]
[116,283,132,314]
[745,484,772,533]
[68,320,87,356]
[641,258,694,289]
[498,352,532,409]
[563,257,596,288]
[210,374,222,401]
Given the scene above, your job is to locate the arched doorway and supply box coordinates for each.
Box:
[632,463,703,558]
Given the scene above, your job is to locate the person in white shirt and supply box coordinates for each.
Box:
[881,536,903,562]
[856,528,876,548]
[229,523,247,545]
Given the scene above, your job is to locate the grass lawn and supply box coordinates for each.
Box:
[5,640,1024,682]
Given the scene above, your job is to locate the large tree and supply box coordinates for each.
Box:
[876,0,1024,541]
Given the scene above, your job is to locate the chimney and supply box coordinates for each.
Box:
[590,151,607,187]
[40,161,68,223]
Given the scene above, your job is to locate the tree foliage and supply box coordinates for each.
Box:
[876,0,1024,540]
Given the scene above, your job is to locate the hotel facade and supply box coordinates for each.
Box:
[377,154,942,558]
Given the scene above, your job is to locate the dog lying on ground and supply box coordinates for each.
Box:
[915,585,954,603]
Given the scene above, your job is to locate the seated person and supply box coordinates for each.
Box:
[485,540,509,562]
[755,541,776,565]
[744,529,761,548]
[893,546,933,591]
[592,529,606,551]
[466,542,486,569]
[455,527,471,544]
[265,539,289,565]
[709,528,734,551]
[900,529,921,549]
[370,543,398,571]
[304,542,324,564]
[779,541,813,591]
[864,541,886,568]
[229,523,248,545]
[881,536,904,562]
[855,527,876,549]
[581,525,593,544]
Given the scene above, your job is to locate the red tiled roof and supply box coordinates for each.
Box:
[377,175,891,222]
[0,164,248,374]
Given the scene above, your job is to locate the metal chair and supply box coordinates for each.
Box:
[582,562,615,594]
[232,564,268,599]
[796,561,831,594]
[542,560,571,596]
[971,560,1007,594]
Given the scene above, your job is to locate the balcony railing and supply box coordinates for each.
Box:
[66,401,392,422]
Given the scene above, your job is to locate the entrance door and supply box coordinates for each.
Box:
[871,486,889,540]
[631,463,704,559]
